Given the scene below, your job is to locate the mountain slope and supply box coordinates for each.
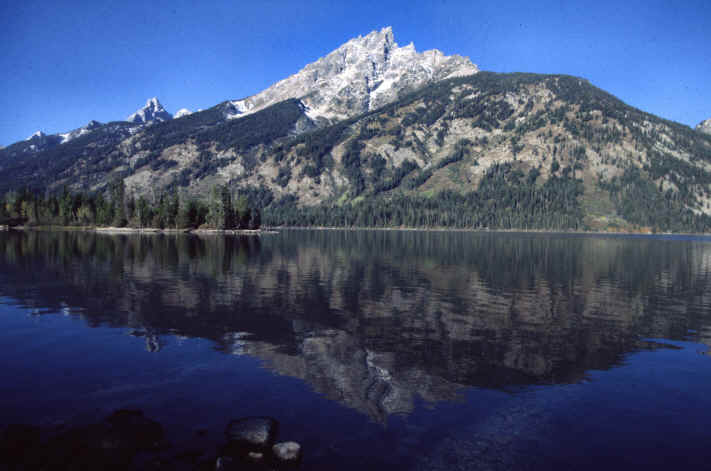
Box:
[252,72,711,232]
[2,27,711,232]
[4,72,710,232]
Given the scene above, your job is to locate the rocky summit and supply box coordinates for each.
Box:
[126,97,173,124]
[225,26,479,123]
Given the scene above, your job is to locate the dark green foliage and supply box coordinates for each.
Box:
[266,164,584,230]
[3,71,711,233]
[599,167,711,233]
[235,185,274,209]
[2,182,261,231]
[369,154,387,179]
[275,166,292,187]
[0,122,137,192]
[0,100,305,194]
[341,139,366,195]
[408,168,436,189]
[373,160,419,194]
[407,140,470,190]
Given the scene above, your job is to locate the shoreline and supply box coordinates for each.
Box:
[267,225,711,238]
[6,224,711,238]
[7,225,277,235]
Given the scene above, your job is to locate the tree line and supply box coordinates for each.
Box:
[264,163,585,230]
[0,180,261,230]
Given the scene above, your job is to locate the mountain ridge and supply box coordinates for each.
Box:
[225,26,478,123]
[2,28,711,233]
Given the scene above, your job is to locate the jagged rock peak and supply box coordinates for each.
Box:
[697,118,711,135]
[126,97,172,124]
[227,26,479,122]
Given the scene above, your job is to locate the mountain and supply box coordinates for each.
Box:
[2,28,711,233]
[0,97,167,161]
[26,131,46,140]
[126,97,173,124]
[697,118,711,135]
[58,120,103,144]
[225,26,478,123]
[4,130,62,156]
[174,108,192,118]
[0,119,133,163]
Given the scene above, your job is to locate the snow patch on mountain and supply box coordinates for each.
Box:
[174,108,192,118]
[59,120,102,144]
[224,100,255,120]
[227,26,478,122]
[26,131,45,141]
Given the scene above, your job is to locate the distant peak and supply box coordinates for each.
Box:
[174,108,192,118]
[127,97,172,124]
[26,130,45,140]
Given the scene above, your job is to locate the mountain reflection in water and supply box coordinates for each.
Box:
[1,229,711,425]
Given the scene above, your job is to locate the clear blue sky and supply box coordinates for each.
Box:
[1,0,709,146]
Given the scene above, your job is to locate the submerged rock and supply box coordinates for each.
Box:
[2,412,301,471]
[272,441,302,465]
[224,416,279,450]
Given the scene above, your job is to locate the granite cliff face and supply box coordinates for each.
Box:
[226,26,479,122]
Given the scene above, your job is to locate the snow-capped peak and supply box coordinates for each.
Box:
[174,108,192,118]
[226,26,478,122]
[126,97,173,124]
[26,130,45,140]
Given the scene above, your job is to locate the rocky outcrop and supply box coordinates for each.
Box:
[220,416,303,469]
[272,441,302,465]
[227,26,478,122]
[224,417,278,451]
[696,117,711,135]
[59,120,103,144]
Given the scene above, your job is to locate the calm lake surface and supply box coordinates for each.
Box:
[1,229,710,470]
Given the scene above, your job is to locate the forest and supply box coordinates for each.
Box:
[0,181,261,230]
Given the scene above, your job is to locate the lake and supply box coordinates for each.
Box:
[1,229,710,470]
